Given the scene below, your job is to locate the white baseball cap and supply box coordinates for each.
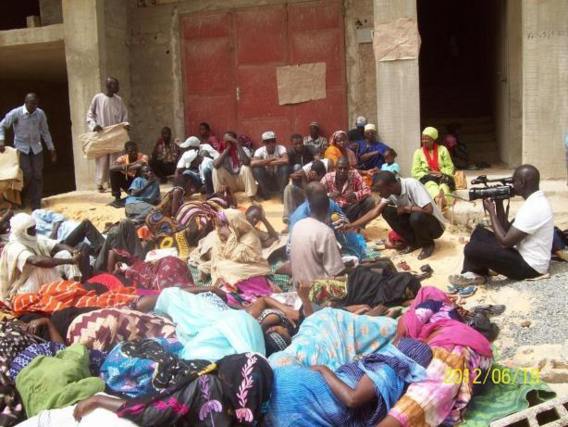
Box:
[179,136,201,149]
[262,131,276,141]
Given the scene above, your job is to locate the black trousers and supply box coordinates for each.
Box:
[62,219,105,256]
[252,165,289,197]
[19,151,44,210]
[343,196,376,222]
[109,171,134,199]
[462,226,540,279]
[149,159,176,179]
[382,206,444,247]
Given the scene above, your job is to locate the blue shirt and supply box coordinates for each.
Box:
[288,199,343,234]
[125,177,160,205]
[0,106,54,155]
[357,140,389,170]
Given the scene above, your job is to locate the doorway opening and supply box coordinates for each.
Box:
[418,0,507,167]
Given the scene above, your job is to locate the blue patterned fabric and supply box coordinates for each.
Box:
[267,343,429,427]
[8,342,64,380]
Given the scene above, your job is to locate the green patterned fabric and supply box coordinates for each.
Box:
[460,364,556,426]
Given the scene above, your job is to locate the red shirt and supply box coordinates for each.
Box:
[320,170,371,208]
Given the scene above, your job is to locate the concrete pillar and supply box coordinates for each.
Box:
[522,0,568,178]
[62,0,105,190]
[373,0,421,176]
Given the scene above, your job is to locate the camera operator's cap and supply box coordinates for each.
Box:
[356,116,367,127]
[180,136,201,149]
[422,127,439,140]
[262,131,276,141]
[364,123,377,132]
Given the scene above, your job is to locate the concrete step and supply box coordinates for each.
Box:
[490,395,568,426]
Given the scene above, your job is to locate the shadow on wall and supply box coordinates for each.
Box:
[0,79,76,197]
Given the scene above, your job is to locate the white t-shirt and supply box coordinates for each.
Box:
[382,178,446,229]
[254,145,287,160]
[513,191,554,274]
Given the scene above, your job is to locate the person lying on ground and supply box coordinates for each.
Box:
[449,164,553,287]
[411,126,455,210]
[321,156,375,222]
[267,338,432,427]
[0,213,88,302]
[377,286,493,427]
[343,171,446,260]
[109,141,149,206]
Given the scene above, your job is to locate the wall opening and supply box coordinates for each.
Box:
[0,39,75,198]
[418,0,503,166]
[0,0,40,30]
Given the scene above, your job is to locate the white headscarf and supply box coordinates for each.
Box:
[9,213,40,250]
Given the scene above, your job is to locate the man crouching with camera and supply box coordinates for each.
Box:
[449,164,554,287]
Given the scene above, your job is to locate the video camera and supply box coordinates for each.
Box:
[468,175,514,201]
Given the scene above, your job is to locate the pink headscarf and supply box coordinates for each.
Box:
[401,287,493,358]
[330,130,348,146]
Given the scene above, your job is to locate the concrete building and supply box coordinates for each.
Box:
[0,0,566,192]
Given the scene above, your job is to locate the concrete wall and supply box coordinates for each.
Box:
[373,0,420,175]
[495,0,523,167]
[522,0,568,178]
[344,0,376,127]
[62,0,105,190]
[127,0,378,153]
[39,0,63,25]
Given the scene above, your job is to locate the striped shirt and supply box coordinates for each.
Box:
[0,106,54,155]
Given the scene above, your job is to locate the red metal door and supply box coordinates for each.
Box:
[180,0,347,145]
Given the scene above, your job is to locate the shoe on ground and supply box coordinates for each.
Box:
[458,285,477,298]
[448,272,486,287]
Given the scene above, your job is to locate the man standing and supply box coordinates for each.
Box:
[450,164,553,286]
[86,77,129,192]
[0,93,57,210]
[320,157,375,222]
[289,182,345,287]
[251,131,289,200]
[345,171,445,259]
[303,121,328,155]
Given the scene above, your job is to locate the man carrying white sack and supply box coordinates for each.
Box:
[86,77,129,193]
[0,213,85,302]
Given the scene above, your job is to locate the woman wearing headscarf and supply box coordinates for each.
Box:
[72,350,273,427]
[324,130,358,168]
[377,286,493,427]
[411,127,456,209]
[267,338,432,427]
[0,213,86,302]
[190,209,273,306]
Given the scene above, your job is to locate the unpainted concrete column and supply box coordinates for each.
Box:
[373,0,421,176]
[62,0,105,190]
[522,0,568,178]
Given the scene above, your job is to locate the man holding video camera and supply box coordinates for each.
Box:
[450,164,554,286]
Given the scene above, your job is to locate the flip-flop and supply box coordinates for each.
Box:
[472,304,506,316]
[447,284,459,295]
[458,286,477,298]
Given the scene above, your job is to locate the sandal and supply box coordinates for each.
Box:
[457,286,477,298]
